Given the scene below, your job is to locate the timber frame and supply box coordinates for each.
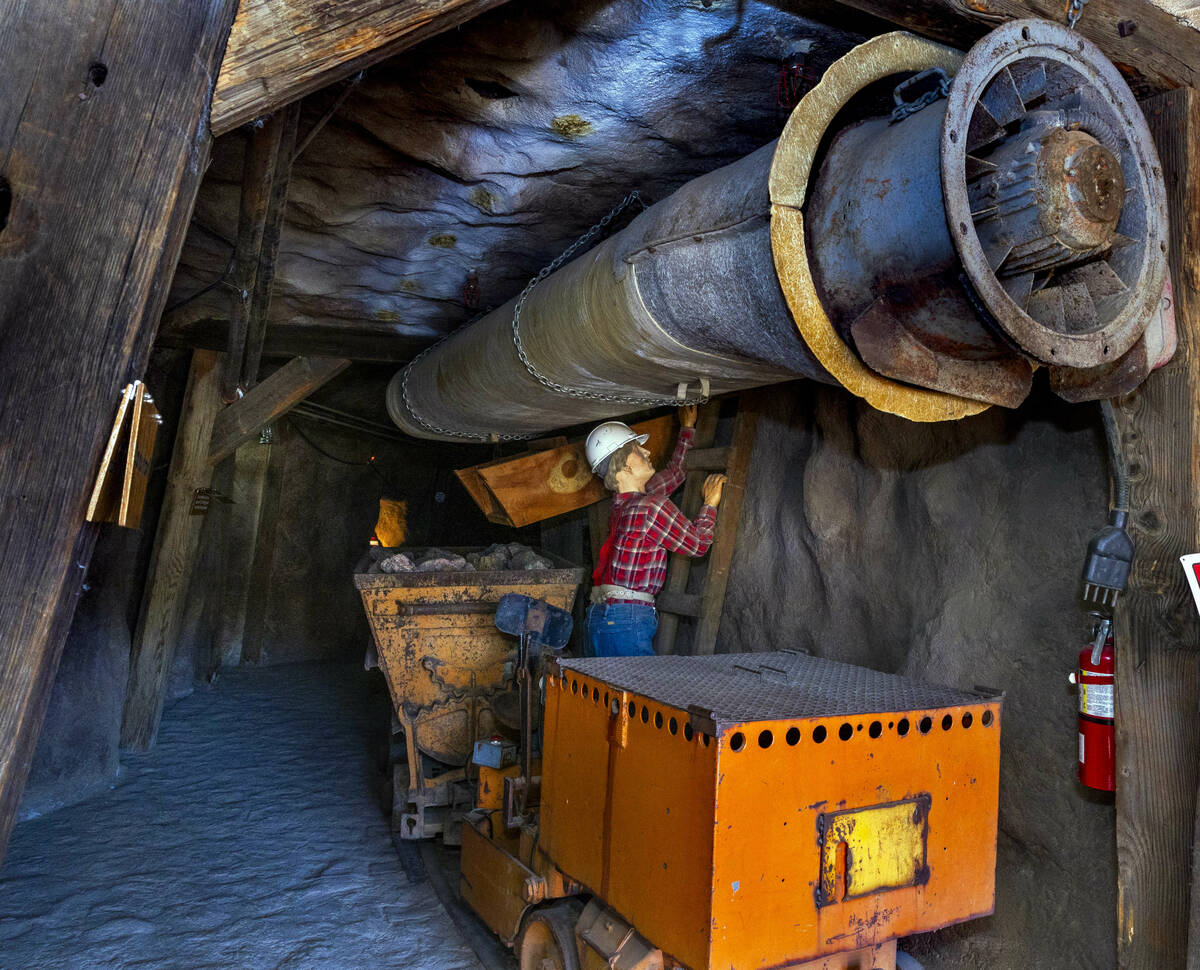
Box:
[0,3,1198,969]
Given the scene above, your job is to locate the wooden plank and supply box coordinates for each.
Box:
[119,387,162,529]
[208,355,351,465]
[453,467,514,527]
[243,103,302,390]
[469,416,675,529]
[827,0,1199,90]
[1113,87,1200,970]
[693,397,761,656]
[0,0,240,863]
[121,351,226,749]
[212,0,513,135]
[85,384,137,523]
[653,404,721,655]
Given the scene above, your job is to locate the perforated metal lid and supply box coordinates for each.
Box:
[560,651,991,722]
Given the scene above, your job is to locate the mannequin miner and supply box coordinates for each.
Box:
[584,405,726,656]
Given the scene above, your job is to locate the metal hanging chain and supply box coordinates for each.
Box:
[399,336,533,441]
[510,190,710,408]
[890,68,952,124]
[401,189,711,441]
[1066,0,1089,29]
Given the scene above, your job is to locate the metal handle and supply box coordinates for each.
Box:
[396,602,496,616]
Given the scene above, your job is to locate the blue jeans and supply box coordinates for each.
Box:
[586,602,658,657]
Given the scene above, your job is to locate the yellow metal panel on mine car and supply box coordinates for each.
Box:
[818,797,930,904]
[459,821,533,945]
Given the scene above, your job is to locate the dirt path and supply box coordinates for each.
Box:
[0,663,482,970]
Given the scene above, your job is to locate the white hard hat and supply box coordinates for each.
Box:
[585,421,649,475]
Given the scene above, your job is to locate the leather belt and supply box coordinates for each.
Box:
[590,584,656,606]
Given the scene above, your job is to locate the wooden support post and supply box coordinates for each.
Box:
[208,355,351,464]
[653,404,721,655]
[1112,87,1200,970]
[243,103,302,390]
[224,114,288,402]
[587,499,611,568]
[122,351,225,749]
[692,397,759,656]
[0,0,239,863]
[212,439,273,669]
[240,425,290,665]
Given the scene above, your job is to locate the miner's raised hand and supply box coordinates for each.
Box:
[702,473,726,508]
[679,404,697,429]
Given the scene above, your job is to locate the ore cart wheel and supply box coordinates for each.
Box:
[517,901,582,970]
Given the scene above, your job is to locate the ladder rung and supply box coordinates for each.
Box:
[684,446,730,471]
[656,591,702,617]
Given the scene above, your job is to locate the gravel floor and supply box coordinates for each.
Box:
[0,663,482,970]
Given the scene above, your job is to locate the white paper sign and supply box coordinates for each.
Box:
[1181,553,1200,618]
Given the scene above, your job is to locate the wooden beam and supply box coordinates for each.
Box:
[1113,87,1200,970]
[0,0,239,863]
[212,0,513,135]
[121,351,225,750]
[208,356,351,465]
[821,0,1199,90]
[243,103,302,390]
[156,314,430,364]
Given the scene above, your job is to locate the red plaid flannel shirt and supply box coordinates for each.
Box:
[600,427,717,597]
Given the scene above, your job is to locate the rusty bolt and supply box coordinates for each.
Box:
[1117,20,1137,37]
[522,874,548,903]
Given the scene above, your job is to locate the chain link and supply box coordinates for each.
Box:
[399,190,712,440]
[1065,0,1088,29]
[890,68,952,124]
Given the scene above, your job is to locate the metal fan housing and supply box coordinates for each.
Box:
[941,18,1168,370]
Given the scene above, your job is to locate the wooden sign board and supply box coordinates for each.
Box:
[86,381,161,529]
[455,415,675,529]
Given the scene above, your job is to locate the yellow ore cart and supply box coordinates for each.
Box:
[354,548,584,841]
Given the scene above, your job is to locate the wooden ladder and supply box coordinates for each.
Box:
[653,393,759,656]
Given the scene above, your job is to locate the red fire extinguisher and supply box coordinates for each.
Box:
[1070,615,1115,791]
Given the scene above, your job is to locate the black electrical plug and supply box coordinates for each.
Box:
[1082,509,1134,608]
[1081,399,1134,610]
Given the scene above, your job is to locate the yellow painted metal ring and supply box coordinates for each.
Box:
[769,32,990,423]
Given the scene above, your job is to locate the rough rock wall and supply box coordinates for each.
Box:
[17,528,135,820]
[722,382,1116,970]
[168,0,867,347]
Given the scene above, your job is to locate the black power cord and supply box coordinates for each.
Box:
[289,417,402,495]
[1081,398,1134,609]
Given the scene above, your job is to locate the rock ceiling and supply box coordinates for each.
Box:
[164,0,868,364]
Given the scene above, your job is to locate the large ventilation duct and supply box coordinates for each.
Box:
[389,21,1167,442]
